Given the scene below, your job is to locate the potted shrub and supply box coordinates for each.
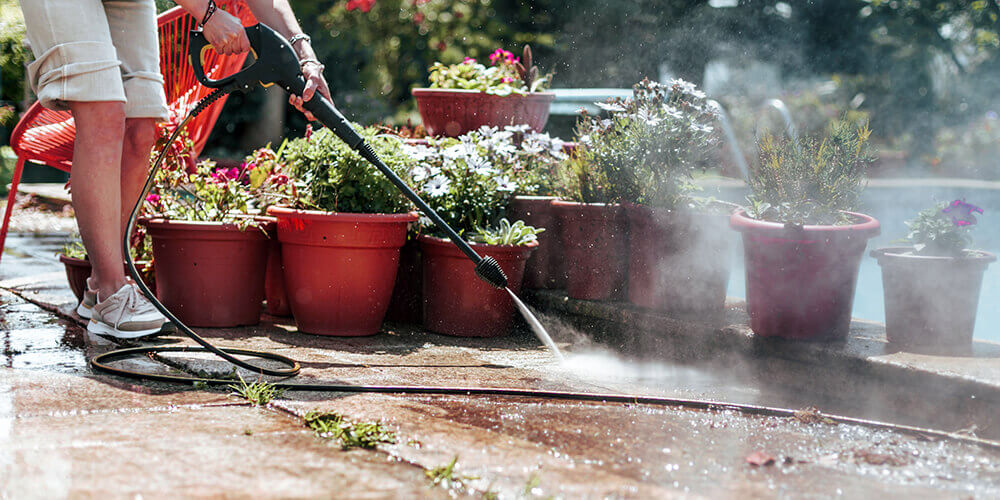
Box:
[730,121,880,340]
[581,78,735,316]
[871,200,996,351]
[412,46,556,137]
[269,126,418,336]
[143,156,289,328]
[407,131,543,336]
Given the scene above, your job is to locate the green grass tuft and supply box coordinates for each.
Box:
[426,455,479,491]
[228,375,283,406]
[303,411,396,450]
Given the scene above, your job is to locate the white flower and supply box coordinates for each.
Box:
[477,125,500,138]
[426,175,451,197]
[668,78,697,94]
[411,164,440,183]
[495,176,517,192]
[693,123,714,134]
[467,153,497,176]
[596,101,626,113]
[663,105,684,121]
[504,124,531,134]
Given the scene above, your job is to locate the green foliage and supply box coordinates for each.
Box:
[904,201,980,256]
[747,120,874,225]
[556,151,612,204]
[0,1,29,104]
[282,126,417,214]
[59,239,87,260]
[427,46,551,95]
[474,218,543,246]
[229,376,283,406]
[426,456,478,491]
[572,78,718,209]
[303,411,396,450]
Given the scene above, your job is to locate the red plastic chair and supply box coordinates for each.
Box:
[2,1,256,264]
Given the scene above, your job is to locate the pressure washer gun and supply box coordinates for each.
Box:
[187,24,508,289]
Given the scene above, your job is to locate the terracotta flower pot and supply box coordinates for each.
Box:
[552,201,628,300]
[730,210,880,341]
[626,204,734,316]
[412,88,556,137]
[420,235,535,337]
[264,240,291,316]
[145,219,272,328]
[59,254,90,302]
[268,207,416,336]
[385,238,423,324]
[58,254,155,302]
[508,196,565,289]
[872,247,996,350]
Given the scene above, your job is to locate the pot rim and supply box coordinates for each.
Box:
[267,206,419,223]
[729,209,880,237]
[871,246,998,263]
[411,87,556,99]
[142,217,275,230]
[58,254,89,265]
[513,195,559,202]
[552,200,621,209]
[418,234,538,253]
[623,200,741,217]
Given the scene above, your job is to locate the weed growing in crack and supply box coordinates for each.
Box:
[228,375,283,406]
[426,455,478,491]
[303,411,396,450]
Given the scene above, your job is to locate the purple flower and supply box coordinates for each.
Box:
[942,199,983,227]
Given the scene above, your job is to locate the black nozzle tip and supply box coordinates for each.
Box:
[475,256,508,289]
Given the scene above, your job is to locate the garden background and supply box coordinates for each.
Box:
[3,0,1000,179]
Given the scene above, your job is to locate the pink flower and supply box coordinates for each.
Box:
[463,57,476,64]
[346,0,376,12]
[304,124,313,142]
[943,199,984,227]
[501,77,514,83]
[270,174,290,186]
[145,194,161,205]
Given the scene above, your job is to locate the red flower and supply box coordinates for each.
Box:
[304,124,313,142]
[346,0,376,12]
[270,174,290,186]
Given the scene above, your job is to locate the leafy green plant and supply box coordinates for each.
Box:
[0,2,29,104]
[303,411,396,450]
[746,120,874,225]
[570,78,718,209]
[282,126,417,214]
[903,200,983,256]
[59,239,87,260]
[427,45,551,96]
[426,456,478,491]
[474,218,543,246]
[228,375,283,406]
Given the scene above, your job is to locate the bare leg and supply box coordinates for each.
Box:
[69,101,127,301]
[120,118,159,235]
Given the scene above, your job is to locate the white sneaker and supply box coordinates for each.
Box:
[87,284,166,339]
[76,278,97,319]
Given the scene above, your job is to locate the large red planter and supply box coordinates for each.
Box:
[552,201,628,300]
[412,88,555,137]
[385,238,423,324]
[145,219,272,328]
[508,196,565,289]
[730,210,880,340]
[626,204,734,316]
[264,240,291,316]
[420,235,535,337]
[872,247,995,350]
[268,207,416,336]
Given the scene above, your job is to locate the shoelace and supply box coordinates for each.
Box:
[113,285,155,328]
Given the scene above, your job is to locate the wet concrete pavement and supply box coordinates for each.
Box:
[4,227,1000,497]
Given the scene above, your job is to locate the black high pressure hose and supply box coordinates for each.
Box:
[88,24,1000,454]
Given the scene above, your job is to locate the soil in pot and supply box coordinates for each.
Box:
[264,240,291,317]
[412,88,556,137]
[872,247,996,351]
[420,235,535,337]
[509,196,565,289]
[626,204,734,319]
[552,201,628,301]
[269,207,416,336]
[730,210,880,341]
[145,219,272,328]
[386,238,423,324]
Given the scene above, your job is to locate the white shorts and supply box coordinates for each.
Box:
[19,0,169,120]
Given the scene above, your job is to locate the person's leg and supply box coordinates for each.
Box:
[120,118,159,234]
[68,101,128,300]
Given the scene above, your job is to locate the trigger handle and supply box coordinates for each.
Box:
[188,26,262,89]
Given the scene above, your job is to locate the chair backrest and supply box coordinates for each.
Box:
[9,0,256,170]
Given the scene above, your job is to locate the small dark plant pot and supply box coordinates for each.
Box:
[508,196,565,289]
[145,219,272,328]
[412,88,556,137]
[552,201,628,300]
[385,238,423,324]
[268,207,416,336]
[59,254,156,301]
[264,239,291,317]
[730,210,880,341]
[626,204,735,318]
[420,235,535,337]
[59,254,90,302]
[872,247,996,351]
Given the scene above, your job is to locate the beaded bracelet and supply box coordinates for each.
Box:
[288,34,311,46]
